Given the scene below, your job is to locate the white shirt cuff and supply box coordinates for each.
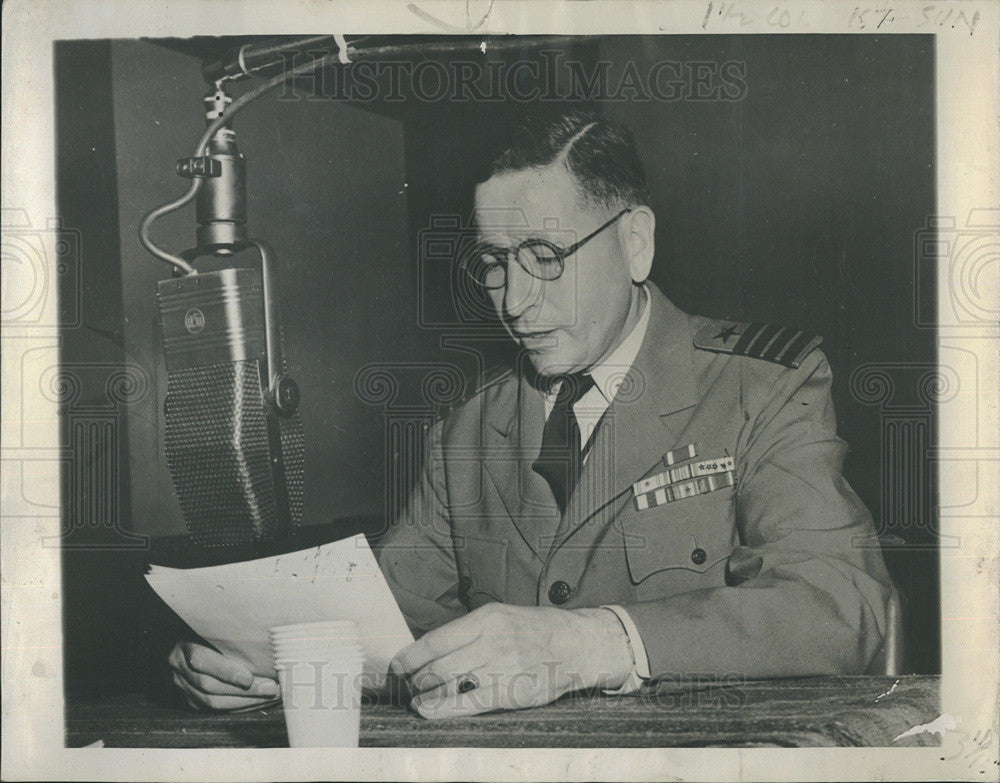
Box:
[600,605,651,695]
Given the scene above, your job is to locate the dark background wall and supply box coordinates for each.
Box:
[57,35,938,693]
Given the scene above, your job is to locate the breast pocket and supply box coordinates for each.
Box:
[621,487,738,584]
[454,534,509,606]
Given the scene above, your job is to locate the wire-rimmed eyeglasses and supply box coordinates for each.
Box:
[463,208,631,291]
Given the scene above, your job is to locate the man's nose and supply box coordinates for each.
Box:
[503,254,541,320]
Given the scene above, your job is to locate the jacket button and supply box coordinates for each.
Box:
[548,580,572,605]
[691,548,707,565]
[459,576,472,594]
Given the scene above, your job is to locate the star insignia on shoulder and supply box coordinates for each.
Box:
[713,324,739,342]
[694,320,823,369]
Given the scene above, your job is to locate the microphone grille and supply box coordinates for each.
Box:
[164,359,302,546]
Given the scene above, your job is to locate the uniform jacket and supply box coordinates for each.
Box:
[377,283,895,678]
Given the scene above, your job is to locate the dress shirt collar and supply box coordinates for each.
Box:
[588,283,651,405]
[542,284,652,412]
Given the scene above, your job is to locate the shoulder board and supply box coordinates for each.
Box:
[693,320,822,369]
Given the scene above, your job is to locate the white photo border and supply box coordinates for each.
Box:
[2,1,997,780]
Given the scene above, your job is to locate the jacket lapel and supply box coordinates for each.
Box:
[481,367,558,559]
[554,284,700,546]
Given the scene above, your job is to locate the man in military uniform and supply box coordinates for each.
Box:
[169,110,895,718]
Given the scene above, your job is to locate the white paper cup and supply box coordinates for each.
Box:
[270,621,360,637]
[270,627,360,642]
[271,639,364,651]
[273,655,365,668]
[270,621,364,747]
[276,662,363,747]
[271,645,362,656]
[270,630,360,641]
[270,640,363,653]
[270,634,361,645]
[270,637,362,651]
[270,619,359,630]
[272,648,364,662]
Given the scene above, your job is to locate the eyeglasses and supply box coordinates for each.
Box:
[463,208,631,291]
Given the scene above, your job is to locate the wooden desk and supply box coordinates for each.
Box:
[67,675,939,748]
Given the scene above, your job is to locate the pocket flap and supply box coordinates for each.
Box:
[622,488,737,583]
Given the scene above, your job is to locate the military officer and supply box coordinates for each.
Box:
[168,110,896,719]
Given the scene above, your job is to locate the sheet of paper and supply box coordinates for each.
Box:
[145,534,413,684]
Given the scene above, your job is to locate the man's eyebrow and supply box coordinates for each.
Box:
[470,219,519,242]
[476,230,545,247]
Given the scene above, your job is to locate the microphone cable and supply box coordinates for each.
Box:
[137,40,356,276]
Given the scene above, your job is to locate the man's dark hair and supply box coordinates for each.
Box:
[483,109,651,210]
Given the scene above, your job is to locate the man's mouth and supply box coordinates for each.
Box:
[513,328,556,343]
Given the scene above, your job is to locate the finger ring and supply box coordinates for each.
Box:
[457,675,479,693]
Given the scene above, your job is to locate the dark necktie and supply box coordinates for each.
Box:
[532,374,596,514]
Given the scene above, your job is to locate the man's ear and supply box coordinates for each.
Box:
[622,206,655,283]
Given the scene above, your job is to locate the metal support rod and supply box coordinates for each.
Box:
[202,35,341,84]
[201,34,597,84]
[249,238,283,391]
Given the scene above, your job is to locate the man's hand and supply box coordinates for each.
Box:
[389,604,633,719]
[168,641,279,711]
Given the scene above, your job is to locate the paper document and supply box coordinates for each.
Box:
[145,534,413,684]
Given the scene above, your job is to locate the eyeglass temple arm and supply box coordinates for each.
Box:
[559,208,632,257]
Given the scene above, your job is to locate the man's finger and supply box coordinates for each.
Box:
[174,645,277,698]
[412,678,500,720]
[168,643,185,674]
[184,673,278,699]
[183,641,254,689]
[390,616,482,675]
[408,643,484,694]
[174,673,277,712]
[179,663,278,698]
